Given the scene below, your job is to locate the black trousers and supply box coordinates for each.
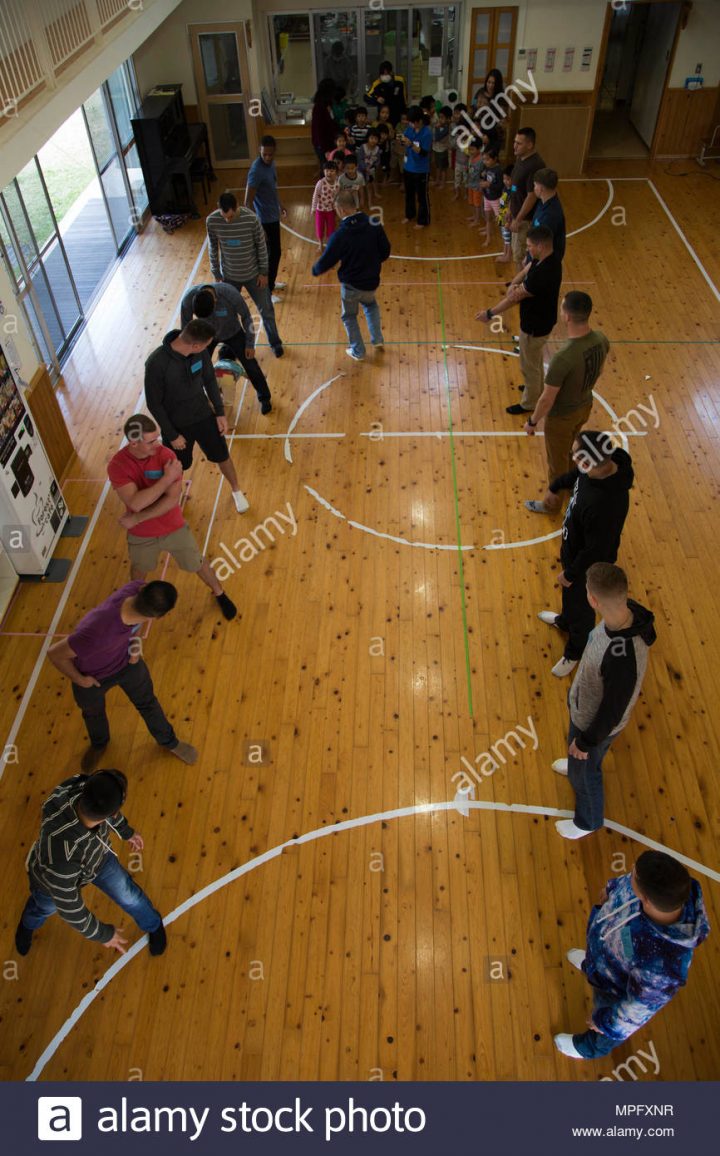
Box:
[556,572,597,660]
[210,336,271,405]
[403,171,430,226]
[72,659,177,750]
[262,221,282,292]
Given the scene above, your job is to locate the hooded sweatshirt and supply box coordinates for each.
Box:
[26,775,135,943]
[550,447,634,582]
[584,871,710,1041]
[312,211,391,290]
[569,600,657,751]
[144,329,225,444]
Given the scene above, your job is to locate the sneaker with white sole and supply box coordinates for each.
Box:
[271,293,283,304]
[274,281,287,290]
[538,610,560,626]
[552,758,569,775]
[232,490,250,513]
[345,348,365,361]
[554,1033,584,1059]
[555,818,592,840]
[552,656,578,678]
[566,948,586,971]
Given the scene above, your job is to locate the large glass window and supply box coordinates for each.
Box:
[272,15,315,104]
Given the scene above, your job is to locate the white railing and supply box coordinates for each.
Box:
[0,0,143,112]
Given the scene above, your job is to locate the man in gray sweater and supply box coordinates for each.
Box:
[552,562,656,839]
[144,318,249,513]
[206,191,284,357]
[16,770,165,957]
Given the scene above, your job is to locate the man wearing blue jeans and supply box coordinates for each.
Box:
[551,562,656,840]
[311,188,391,361]
[15,770,166,957]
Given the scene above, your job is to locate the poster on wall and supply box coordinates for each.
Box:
[581,46,593,71]
[544,48,556,72]
[428,57,442,77]
[563,47,575,72]
[527,49,538,72]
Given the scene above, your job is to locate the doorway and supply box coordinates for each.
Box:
[190,24,255,167]
[589,1,681,159]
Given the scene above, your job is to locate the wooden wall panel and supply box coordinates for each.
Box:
[25,365,75,481]
[519,104,593,177]
[654,85,719,156]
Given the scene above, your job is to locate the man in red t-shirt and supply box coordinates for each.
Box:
[108,414,236,620]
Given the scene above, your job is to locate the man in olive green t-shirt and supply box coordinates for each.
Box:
[523,290,610,514]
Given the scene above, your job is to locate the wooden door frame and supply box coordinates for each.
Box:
[466,6,518,108]
[189,21,257,169]
[583,0,686,171]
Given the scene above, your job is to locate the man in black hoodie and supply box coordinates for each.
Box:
[551,562,656,840]
[539,429,634,677]
[311,188,391,361]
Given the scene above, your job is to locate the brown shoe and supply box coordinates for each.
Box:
[169,740,198,765]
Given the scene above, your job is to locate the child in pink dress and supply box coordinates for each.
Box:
[311,160,339,248]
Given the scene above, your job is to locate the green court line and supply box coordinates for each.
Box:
[436,264,474,720]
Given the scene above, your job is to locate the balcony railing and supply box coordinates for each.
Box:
[0,0,144,115]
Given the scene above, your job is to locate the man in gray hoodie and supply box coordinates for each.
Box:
[552,562,656,840]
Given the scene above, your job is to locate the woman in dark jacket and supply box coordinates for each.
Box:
[311,78,339,170]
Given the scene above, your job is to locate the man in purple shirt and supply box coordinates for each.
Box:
[47,580,197,770]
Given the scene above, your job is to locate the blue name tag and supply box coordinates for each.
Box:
[226,238,241,246]
[215,308,228,316]
[190,360,203,373]
[144,469,163,480]
[511,184,518,192]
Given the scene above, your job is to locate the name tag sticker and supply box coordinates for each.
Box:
[216,308,228,316]
[144,469,163,479]
[190,360,203,373]
[226,238,241,246]
[511,184,518,192]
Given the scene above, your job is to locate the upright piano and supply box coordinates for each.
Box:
[131,84,215,217]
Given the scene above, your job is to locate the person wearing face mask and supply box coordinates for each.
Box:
[538,430,635,677]
[365,61,407,126]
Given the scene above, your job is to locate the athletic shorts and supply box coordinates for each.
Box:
[468,188,483,207]
[484,196,501,217]
[127,523,202,574]
[167,414,229,470]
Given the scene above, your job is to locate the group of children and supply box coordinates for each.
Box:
[310,96,512,259]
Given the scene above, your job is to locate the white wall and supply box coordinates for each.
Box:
[668,0,720,87]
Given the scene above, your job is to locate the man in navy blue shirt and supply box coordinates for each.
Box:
[398,105,432,228]
[245,135,287,302]
[532,168,566,262]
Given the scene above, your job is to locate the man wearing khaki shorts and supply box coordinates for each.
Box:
[108,414,237,620]
[508,126,545,268]
[523,291,610,514]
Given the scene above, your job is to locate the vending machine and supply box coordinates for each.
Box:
[0,343,68,576]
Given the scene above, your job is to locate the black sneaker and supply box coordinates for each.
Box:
[148,922,167,956]
[506,403,531,415]
[216,592,237,620]
[15,920,33,956]
[80,743,108,772]
[261,398,272,414]
[272,345,284,358]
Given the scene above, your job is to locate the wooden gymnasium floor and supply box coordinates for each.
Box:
[1,160,719,1083]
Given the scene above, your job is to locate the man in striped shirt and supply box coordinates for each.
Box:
[15,770,166,956]
[206,192,284,358]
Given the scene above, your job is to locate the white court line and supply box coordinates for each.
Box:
[284,372,345,463]
[202,375,250,557]
[305,484,474,551]
[647,179,720,304]
[282,179,614,261]
[0,239,210,786]
[228,432,345,441]
[454,343,519,357]
[360,429,542,438]
[27,794,720,1081]
[485,527,561,551]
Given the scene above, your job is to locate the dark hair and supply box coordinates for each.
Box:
[123,413,156,441]
[218,191,237,212]
[420,94,435,109]
[344,153,358,166]
[192,289,215,319]
[181,318,215,344]
[260,134,276,148]
[482,146,499,160]
[132,580,178,619]
[503,164,514,176]
[574,429,616,464]
[312,78,337,105]
[468,138,481,150]
[517,126,536,145]
[440,105,452,118]
[586,562,628,600]
[527,224,553,245]
[367,129,379,141]
[455,102,467,113]
[563,290,593,322]
[484,68,504,96]
[79,769,127,821]
[379,61,394,74]
[407,104,423,123]
[323,160,338,172]
[377,124,390,138]
[331,149,346,164]
[534,166,558,190]
[635,851,691,913]
[355,105,367,117]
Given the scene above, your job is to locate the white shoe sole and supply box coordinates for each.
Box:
[552,759,569,775]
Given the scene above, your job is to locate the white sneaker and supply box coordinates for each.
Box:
[552,657,578,678]
[345,347,365,361]
[274,281,287,290]
[538,610,560,626]
[555,818,591,840]
[373,342,385,350]
[552,758,569,776]
[232,490,249,513]
[271,293,283,304]
[566,948,586,971]
[554,1033,584,1059]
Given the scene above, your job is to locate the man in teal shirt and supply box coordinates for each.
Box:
[245,135,287,301]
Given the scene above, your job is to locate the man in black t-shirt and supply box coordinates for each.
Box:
[476,225,562,413]
[531,168,566,261]
[508,126,545,268]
